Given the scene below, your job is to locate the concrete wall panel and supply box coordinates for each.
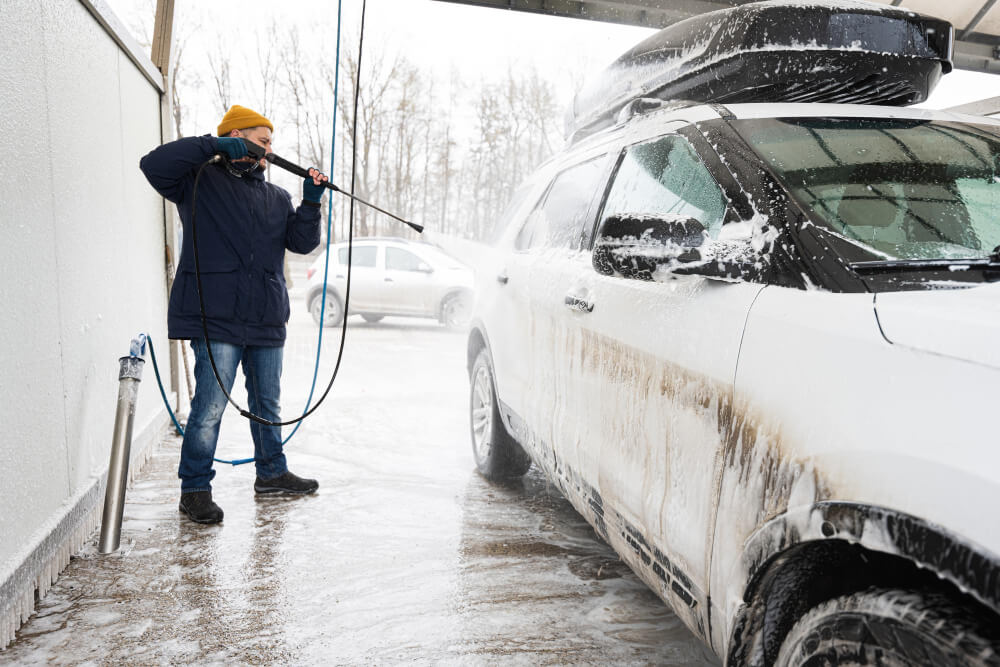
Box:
[0,0,74,567]
[0,0,171,647]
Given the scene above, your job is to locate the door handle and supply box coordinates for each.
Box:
[497,273,509,285]
[564,294,594,313]
[384,277,393,282]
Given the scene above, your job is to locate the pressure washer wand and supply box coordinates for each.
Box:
[265,151,423,234]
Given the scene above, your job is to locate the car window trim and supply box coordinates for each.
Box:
[587,129,732,250]
[678,124,755,224]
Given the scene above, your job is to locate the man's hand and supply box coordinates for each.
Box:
[216,136,248,160]
[303,168,330,204]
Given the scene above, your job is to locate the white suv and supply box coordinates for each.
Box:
[306,237,474,328]
[467,2,1000,665]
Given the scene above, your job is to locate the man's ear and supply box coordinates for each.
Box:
[229,130,241,138]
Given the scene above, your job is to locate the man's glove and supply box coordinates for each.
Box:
[216,136,248,160]
[303,171,325,203]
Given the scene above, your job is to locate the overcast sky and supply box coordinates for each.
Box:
[106,0,1000,131]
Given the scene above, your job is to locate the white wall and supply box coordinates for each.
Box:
[0,0,172,646]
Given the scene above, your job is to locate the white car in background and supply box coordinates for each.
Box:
[467,2,1000,665]
[306,237,474,328]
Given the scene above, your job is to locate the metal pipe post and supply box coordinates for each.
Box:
[98,354,145,554]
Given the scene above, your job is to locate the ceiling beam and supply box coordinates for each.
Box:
[431,0,738,29]
[955,39,1000,74]
[432,0,1000,74]
[958,0,999,40]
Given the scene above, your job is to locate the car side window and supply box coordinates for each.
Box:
[338,245,377,267]
[515,156,608,251]
[385,247,425,272]
[601,135,727,239]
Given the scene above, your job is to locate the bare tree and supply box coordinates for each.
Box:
[335,39,402,237]
[458,65,559,240]
[207,47,232,116]
[251,28,282,121]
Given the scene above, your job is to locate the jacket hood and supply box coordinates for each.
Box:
[874,282,1000,370]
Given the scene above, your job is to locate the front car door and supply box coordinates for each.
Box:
[381,245,435,316]
[554,128,765,639]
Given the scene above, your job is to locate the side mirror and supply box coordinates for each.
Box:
[593,215,707,280]
[417,262,433,273]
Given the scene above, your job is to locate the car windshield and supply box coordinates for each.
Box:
[734,117,1000,262]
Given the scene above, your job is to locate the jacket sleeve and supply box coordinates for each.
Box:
[285,194,322,254]
[139,135,219,204]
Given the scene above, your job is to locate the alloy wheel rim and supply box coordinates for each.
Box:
[471,365,493,462]
[313,294,340,326]
[444,297,469,328]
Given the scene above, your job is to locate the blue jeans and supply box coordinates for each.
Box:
[180,339,288,492]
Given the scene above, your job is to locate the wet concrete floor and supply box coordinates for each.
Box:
[4,269,720,665]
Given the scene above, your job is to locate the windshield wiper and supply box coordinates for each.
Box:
[849,257,1000,274]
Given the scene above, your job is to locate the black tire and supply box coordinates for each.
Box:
[441,292,472,329]
[776,587,1000,666]
[309,290,343,327]
[469,349,531,480]
[361,314,384,323]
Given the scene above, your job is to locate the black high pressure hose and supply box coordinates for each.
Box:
[190,0,402,427]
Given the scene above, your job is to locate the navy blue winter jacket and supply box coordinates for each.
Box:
[140,135,321,346]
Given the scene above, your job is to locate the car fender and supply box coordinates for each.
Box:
[721,501,1000,666]
[466,322,519,438]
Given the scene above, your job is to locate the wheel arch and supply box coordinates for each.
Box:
[307,284,343,309]
[725,501,1000,666]
[439,287,474,320]
[466,322,490,378]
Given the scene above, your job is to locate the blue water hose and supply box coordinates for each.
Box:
[281,0,345,448]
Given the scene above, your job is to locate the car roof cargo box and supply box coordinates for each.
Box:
[566,0,954,142]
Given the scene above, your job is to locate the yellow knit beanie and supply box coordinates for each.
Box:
[217,104,274,136]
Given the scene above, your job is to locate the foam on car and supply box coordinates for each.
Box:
[566,0,954,142]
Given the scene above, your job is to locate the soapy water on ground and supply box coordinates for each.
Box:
[3,265,719,666]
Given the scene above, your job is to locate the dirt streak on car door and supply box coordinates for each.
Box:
[570,271,763,625]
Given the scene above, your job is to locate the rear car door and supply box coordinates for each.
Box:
[503,153,616,442]
[480,182,551,420]
[339,243,381,314]
[559,130,765,631]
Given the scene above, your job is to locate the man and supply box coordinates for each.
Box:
[140,104,329,524]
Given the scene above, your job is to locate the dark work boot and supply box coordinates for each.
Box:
[254,471,319,495]
[179,490,224,524]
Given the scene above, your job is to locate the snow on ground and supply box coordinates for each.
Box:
[2,260,717,665]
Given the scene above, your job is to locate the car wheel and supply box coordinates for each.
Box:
[469,349,531,480]
[309,290,343,327]
[776,587,1000,666]
[361,314,384,323]
[441,292,472,329]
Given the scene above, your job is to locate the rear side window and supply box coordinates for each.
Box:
[338,245,377,267]
[515,156,608,251]
[600,135,727,239]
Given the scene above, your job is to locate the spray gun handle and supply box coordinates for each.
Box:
[241,137,267,160]
[264,151,421,233]
[265,153,341,192]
